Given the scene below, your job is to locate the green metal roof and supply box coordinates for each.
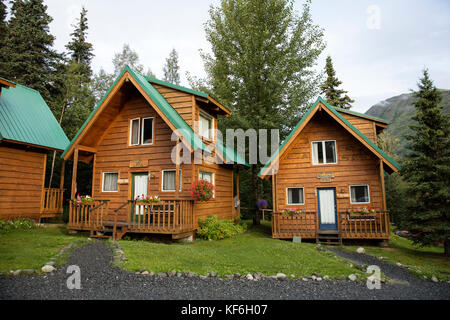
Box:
[0,81,69,151]
[258,97,401,177]
[144,75,209,99]
[333,106,389,124]
[62,66,248,166]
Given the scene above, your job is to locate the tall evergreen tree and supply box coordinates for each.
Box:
[163,48,180,84]
[402,70,450,256]
[0,0,62,111]
[65,6,94,78]
[320,56,354,109]
[202,0,325,224]
[0,0,7,64]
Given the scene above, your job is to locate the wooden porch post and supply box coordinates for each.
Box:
[60,160,65,190]
[71,147,79,200]
[236,166,240,219]
[175,140,181,199]
[379,159,387,211]
[271,172,276,213]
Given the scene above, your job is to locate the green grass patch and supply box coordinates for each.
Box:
[342,234,450,280]
[0,225,82,271]
[119,221,361,278]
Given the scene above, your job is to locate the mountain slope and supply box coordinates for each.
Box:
[365,89,450,156]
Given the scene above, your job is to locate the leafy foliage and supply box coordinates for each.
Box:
[401,70,450,255]
[196,216,247,240]
[320,56,354,109]
[0,218,38,234]
[112,43,154,77]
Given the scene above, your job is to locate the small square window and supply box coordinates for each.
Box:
[312,140,337,165]
[102,172,118,192]
[287,187,304,205]
[162,169,182,191]
[199,113,213,140]
[350,185,370,203]
[199,171,214,183]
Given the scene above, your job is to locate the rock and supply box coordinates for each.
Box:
[389,279,410,286]
[167,270,176,277]
[323,275,329,280]
[254,273,262,280]
[157,272,167,278]
[246,274,254,280]
[302,277,308,281]
[149,272,155,276]
[276,273,287,280]
[311,275,317,281]
[396,262,402,267]
[22,269,35,275]
[380,278,386,284]
[41,265,56,273]
[431,276,439,283]
[234,273,241,278]
[313,273,323,278]
[141,271,149,275]
[348,274,357,281]
[290,274,295,279]
[187,272,195,278]
[13,270,21,276]
[316,277,323,282]
[176,272,183,277]
[356,247,366,254]
[225,274,234,280]
[210,272,217,278]
[199,275,208,280]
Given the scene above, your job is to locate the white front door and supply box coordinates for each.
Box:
[318,188,337,230]
[134,174,148,215]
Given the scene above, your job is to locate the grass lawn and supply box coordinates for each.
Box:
[0,225,81,271]
[119,221,362,278]
[342,234,450,281]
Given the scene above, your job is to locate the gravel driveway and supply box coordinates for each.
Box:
[0,242,449,300]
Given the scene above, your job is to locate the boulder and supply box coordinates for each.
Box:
[246,274,254,280]
[431,276,439,283]
[276,273,287,280]
[356,247,366,254]
[348,274,357,281]
[41,265,56,273]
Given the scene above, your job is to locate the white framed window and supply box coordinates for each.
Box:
[102,172,119,192]
[199,112,213,140]
[312,140,337,165]
[350,185,370,204]
[199,170,215,198]
[141,117,154,145]
[129,118,140,146]
[161,169,182,192]
[286,187,305,205]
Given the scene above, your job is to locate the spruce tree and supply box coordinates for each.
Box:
[0,0,7,66]
[0,0,61,109]
[163,49,180,84]
[65,6,94,78]
[320,56,354,109]
[202,0,325,224]
[402,70,450,256]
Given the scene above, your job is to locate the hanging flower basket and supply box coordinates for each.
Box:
[348,206,375,215]
[190,180,215,202]
[281,208,306,216]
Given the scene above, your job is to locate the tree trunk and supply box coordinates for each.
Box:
[445,239,450,257]
[252,164,260,225]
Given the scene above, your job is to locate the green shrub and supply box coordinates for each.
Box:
[0,218,38,233]
[196,216,247,240]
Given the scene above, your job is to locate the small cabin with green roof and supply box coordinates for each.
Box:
[259,97,400,244]
[61,66,247,240]
[0,78,69,221]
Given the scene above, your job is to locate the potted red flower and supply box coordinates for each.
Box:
[190,180,215,202]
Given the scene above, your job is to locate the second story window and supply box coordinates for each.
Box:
[199,112,213,140]
[312,140,337,165]
[130,117,154,146]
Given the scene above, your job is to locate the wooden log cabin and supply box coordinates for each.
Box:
[259,97,401,244]
[61,66,248,240]
[0,77,69,221]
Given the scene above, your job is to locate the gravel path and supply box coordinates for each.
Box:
[0,242,449,300]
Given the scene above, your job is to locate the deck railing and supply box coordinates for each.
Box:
[126,200,195,234]
[40,188,64,216]
[272,212,317,239]
[339,211,390,239]
[68,199,110,230]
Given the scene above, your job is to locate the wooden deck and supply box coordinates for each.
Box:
[68,199,195,239]
[272,211,390,240]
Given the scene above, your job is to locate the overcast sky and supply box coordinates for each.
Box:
[39,0,450,112]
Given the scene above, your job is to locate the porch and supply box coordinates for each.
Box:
[40,188,64,219]
[68,199,195,240]
[272,211,390,241]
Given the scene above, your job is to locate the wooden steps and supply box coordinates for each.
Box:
[316,230,342,245]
